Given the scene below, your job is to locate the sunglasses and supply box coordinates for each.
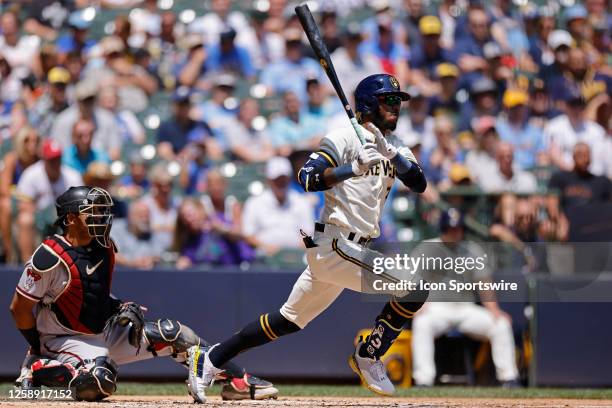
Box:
[378,94,402,106]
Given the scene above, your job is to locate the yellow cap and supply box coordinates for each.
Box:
[419,16,442,36]
[47,67,70,84]
[449,163,471,184]
[503,89,529,108]
[436,63,459,78]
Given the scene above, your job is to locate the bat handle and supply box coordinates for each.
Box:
[349,117,366,145]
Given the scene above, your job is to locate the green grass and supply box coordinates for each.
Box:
[2,383,612,400]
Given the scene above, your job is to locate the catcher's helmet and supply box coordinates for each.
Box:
[355,73,410,116]
[55,186,114,247]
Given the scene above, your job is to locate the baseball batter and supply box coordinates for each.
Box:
[187,74,429,402]
[10,186,278,401]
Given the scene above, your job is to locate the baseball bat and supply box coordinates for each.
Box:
[295,4,366,145]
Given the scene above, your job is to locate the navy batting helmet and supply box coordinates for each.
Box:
[355,74,410,116]
[55,186,114,247]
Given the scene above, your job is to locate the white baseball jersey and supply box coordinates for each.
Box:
[318,125,415,238]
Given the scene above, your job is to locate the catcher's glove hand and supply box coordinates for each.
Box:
[104,302,145,350]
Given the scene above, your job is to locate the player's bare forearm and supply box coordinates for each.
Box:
[10,293,40,353]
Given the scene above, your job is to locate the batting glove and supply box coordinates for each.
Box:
[365,122,397,160]
[352,142,385,176]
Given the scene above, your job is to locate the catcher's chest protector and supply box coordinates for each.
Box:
[42,236,116,334]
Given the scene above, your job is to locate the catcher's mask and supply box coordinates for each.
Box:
[55,186,114,247]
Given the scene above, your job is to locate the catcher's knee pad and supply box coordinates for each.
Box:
[31,358,78,388]
[143,318,201,357]
[70,356,118,402]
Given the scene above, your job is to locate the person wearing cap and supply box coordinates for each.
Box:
[452,6,492,73]
[331,23,382,96]
[422,115,462,188]
[55,9,96,57]
[564,4,589,45]
[496,89,546,170]
[306,77,341,119]
[458,76,500,132]
[97,79,146,144]
[411,208,520,388]
[0,126,40,262]
[259,28,326,103]
[29,67,71,137]
[241,157,314,254]
[205,27,255,80]
[14,140,83,261]
[51,79,122,161]
[176,33,209,89]
[428,63,462,118]
[188,0,250,47]
[63,118,111,174]
[477,142,537,194]
[118,150,150,199]
[544,88,608,176]
[222,97,274,163]
[195,73,238,125]
[156,86,221,162]
[396,86,436,153]
[267,90,326,156]
[540,30,573,101]
[359,13,409,80]
[82,161,127,219]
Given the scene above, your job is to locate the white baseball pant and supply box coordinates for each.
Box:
[411,302,519,385]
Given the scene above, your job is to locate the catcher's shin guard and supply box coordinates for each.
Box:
[143,318,202,359]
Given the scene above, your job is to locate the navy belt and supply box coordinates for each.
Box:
[314,222,370,245]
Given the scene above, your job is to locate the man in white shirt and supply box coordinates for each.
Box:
[242,157,314,255]
[478,142,538,194]
[15,140,83,262]
[544,92,608,176]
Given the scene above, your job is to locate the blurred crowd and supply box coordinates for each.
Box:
[0,0,610,269]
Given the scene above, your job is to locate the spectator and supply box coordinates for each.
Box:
[189,0,250,46]
[428,63,462,119]
[481,42,514,90]
[305,78,340,120]
[62,118,110,174]
[239,9,284,70]
[195,73,238,138]
[564,5,589,47]
[411,209,520,387]
[268,91,326,156]
[225,98,274,163]
[176,33,208,89]
[478,142,538,194]
[544,91,608,176]
[397,87,436,153]
[0,52,23,104]
[242,157,314,255]
[51,79,122,160]
[141,163,179,252]
[496,89,547,170]
[260,28,325,103]
[205,27,255,80]
[29,67,70,137]
[453,7,492,74]
[422,115,462,189]
[156,86,221,161]
[458,77,500,132]
[0,9,40,79]
[527,78,558,130]
[541,30,573,104]
[548,142,612,220]
[14,140,83,261]
[118,150,150,200]
[82,161,127,219]
[23,0,75,40]
[360,14,409,81]
[528,11,555,68]
[56,10,97,59]
[0,126,39,262]
[97,81,146,144]
[331,23,381,96]
[465,116,500,187]
[410,16,455,95]
[111,200,164,269]
[85,35,157,112]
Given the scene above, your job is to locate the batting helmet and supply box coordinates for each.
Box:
[55,186,114,247]
[355,74,410,116]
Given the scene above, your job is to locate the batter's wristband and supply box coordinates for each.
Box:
[19,327,40,352]
[331,164,356,181]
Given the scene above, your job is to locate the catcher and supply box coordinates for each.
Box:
[9,186,278,401]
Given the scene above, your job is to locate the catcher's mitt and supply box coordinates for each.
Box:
[104,302,145,350]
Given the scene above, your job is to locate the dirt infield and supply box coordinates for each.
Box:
[2,395,612,407]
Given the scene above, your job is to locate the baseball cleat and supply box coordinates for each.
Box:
[186,344,223,403]
[349,341,395,396]
[220,375,279,400]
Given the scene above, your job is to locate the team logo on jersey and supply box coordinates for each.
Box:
[390,76,399,89]
[24,267,41,289]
